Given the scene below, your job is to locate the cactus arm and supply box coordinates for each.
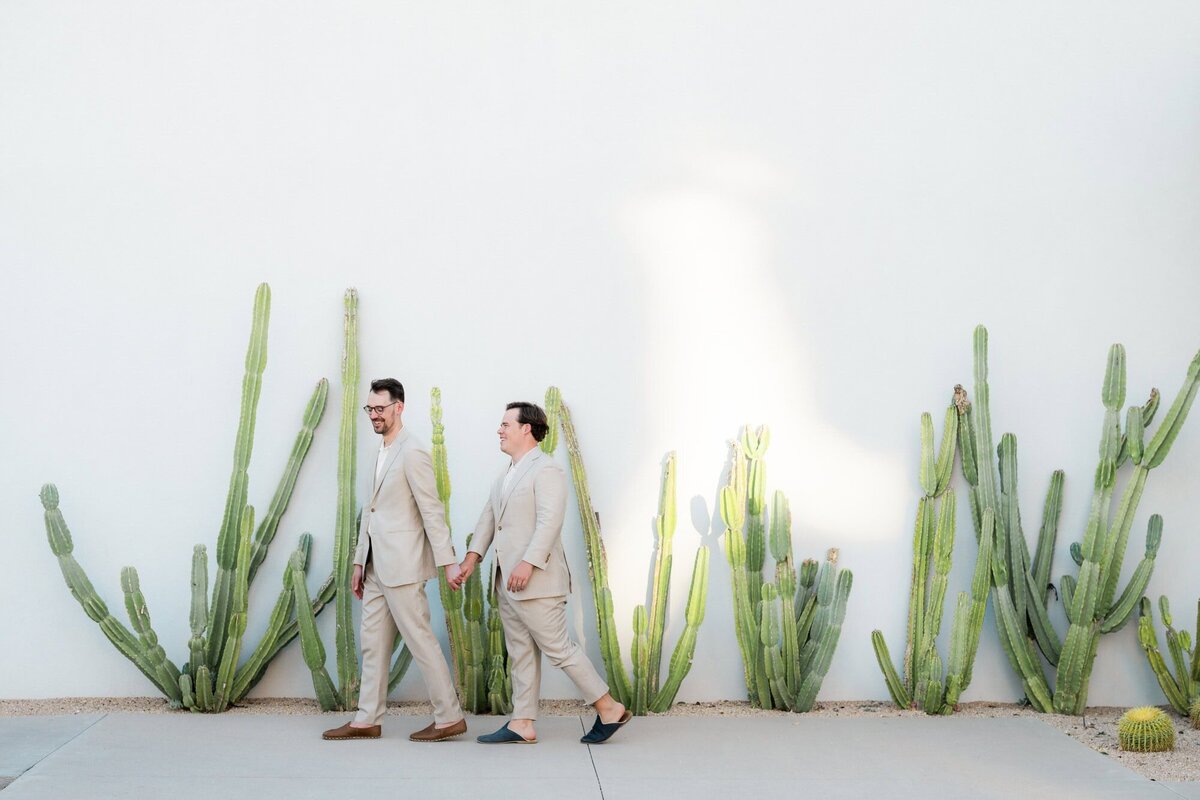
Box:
[1138,599,1190,714]
[540,386,561,455]
[194,665,215,712]
[649,545,709,713]
[1023,566,1062,665]
[934,405,959,496]
[430,387,468,695]
[1060,574,1077,622]
[332,289,360,709]
[792,569,852,712]
[945,496,994,701]
[247,379,328,586]
[557,396,632,704]
[1030,471,1065,601]
[646,453,676,699]
[1100,516,1161,634]
[993,583,1054,712]
[119,566,182,702]
[231,534,310,703]
[179,673,196,711]
[631,605,651,715]
[904,497,932,699]
[208,283,271,667]
[40,484,174,696]
[919,412,937,496]
[918,495,956,681]
[388,634,414,692]
[213,506,254,712]
[1141,349,1200,469]
[871,630,911,708]
[290,550,340,711]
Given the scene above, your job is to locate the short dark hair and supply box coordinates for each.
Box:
[506,401,549,442]
[370,378,405,403]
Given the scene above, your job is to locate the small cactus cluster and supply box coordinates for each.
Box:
[431,387,512,715]
[723,427,852,712]
[1117,706,1175,752]
[43,284,336,711]
[872,401,991,714]
[553,388,711,715]
[1137,595,1200,716]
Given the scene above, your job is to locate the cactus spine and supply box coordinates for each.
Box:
[1137,595,1200,716]
[961,325,1200,714]
[1117,706,1175,752]
[872,403,991,714]
[430,386,510,714]
[722,426,852,712]
[41,283,335,710]
[551,389,710,713]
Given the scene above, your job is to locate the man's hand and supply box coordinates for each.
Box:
[507,561,535,593]
[444,562,464,591]
[458,553,480,584]
[351,564,364,600]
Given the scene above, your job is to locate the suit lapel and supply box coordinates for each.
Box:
[498,448,541,521]
[370,428,410,502]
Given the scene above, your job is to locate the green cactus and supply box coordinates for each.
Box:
[40,283,335,711]
[428,386,510,714]
[1137,595,1200,716]
[960,325,1200,714]
[1190,699,1200,730]
[1117,706,1175,752]
[872,403,992,714]
[721,426,853,712]
[551,390,710,714]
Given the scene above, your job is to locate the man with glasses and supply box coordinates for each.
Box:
[322,378,467,742]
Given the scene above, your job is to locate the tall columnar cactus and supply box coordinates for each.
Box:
[295,289,417,708]
[551,389,710,714]
[722,426,853,712]
[872,404,993,714]
[960,325,1200,714]
[41,283,337,711]
[1137,595,1200,716]
[429,386,511,715]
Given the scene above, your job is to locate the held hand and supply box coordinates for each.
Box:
[444,562,464,591]
[507,561,535,593]
[458,553,480,584]
[351,565,364,600]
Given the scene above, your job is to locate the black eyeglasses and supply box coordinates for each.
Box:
[362,401,400,416]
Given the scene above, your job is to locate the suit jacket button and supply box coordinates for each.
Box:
[370,507,376,512]
[498,525,503,531]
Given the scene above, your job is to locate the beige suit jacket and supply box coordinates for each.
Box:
[352,427,457,587]
[468,447,572,601]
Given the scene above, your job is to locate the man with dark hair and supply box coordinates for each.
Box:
[322,378,467,743]
[457,401,630,744]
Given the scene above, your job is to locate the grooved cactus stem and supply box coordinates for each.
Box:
[1138,595,1200,716]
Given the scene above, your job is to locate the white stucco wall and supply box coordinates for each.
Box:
[3,2,1199,708]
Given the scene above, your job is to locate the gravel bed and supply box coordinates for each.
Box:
[2,698,1196,783]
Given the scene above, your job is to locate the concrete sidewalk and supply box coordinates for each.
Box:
[1,713,1195,799]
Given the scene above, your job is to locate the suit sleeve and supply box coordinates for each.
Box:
[404,447,457,567]
[522,463,567,569]
[468,493,496,559]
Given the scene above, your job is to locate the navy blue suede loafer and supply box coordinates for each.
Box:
[580,710,632,744]
[477,724,537,744]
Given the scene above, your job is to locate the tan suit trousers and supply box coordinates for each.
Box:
[355,563,462,726]
[495,583,608,720]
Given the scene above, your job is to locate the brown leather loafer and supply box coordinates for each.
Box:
[409,718,467,742]
[323,722,381,740]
